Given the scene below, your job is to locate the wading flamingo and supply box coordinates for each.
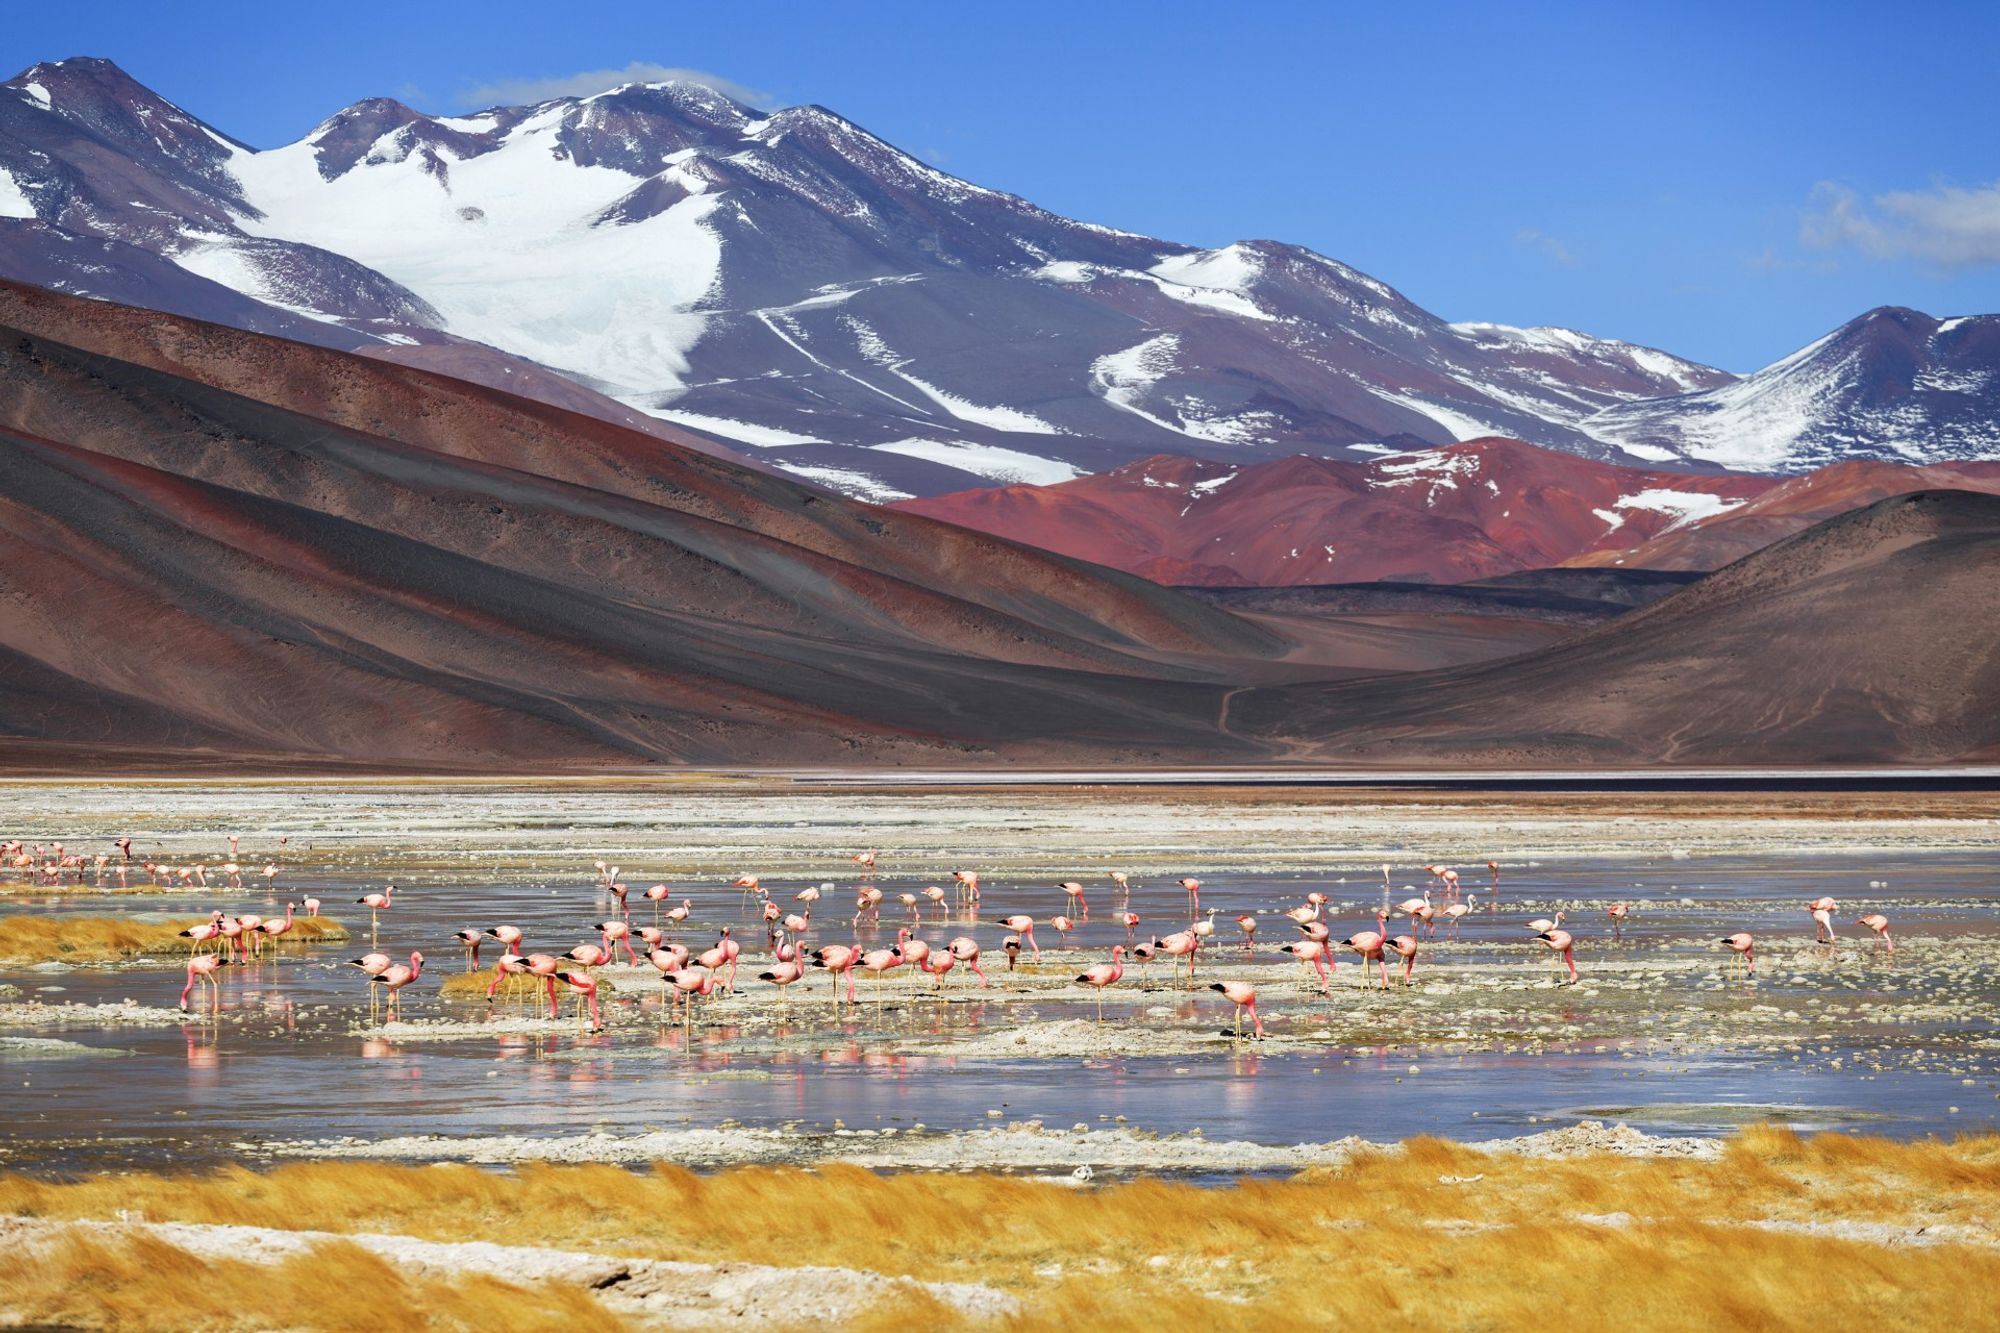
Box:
[1058,880,1090,917]
[1178,878,1202,911]
[1210,980,1264,1038]
[597,919,641,966]
[1001,915,1040,961]
[356,885,394,947]
[1050,914,1074,945]
[1536,929,1576,983]
[946,937,988,988]
[1855,913,1894,953]
[1278,938,1334,991]
[303,897,320,918]
[1385,925,1420,985]
[554,971,602,1032]
[811,942,861,1006]
[177,953,232,1012]
[1073,945,1126,1022]
[1606,903,1630,942]
[1340,911,1390,990]
[1443,902,1472,938]
[1720,933,1756,976]
[452,929,484,970]
[1809,905,1837,944]
[370,951,424,1023]
[1155,930,1199,986]
[1236,914,1258,948]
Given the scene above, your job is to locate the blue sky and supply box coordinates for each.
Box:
[10,0,1999,371]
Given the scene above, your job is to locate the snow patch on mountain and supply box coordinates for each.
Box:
[1612,488,1745,530]
[0,166,36,219]
[1373,390,1510,443]
[647,408,822,446]
[870,439,1081,486]
[222,110,724,391]
[768,461,913,503]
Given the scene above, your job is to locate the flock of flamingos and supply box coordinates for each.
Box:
[1,838,1900,1037]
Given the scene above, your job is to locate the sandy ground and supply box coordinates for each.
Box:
[0,1214,1016,1323]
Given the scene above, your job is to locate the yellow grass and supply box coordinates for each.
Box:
[437,968,618,998]
[0,1231,618,1332]
[0,914,348,963]
[1,1127,1996,1329]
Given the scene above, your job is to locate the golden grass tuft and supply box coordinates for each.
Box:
[437,968,618,999]
[0,914,349,963]
[1,1127,1997,1328]
[0,1230,618,1332]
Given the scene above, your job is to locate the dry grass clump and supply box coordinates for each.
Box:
[0,914,348,963]
[0,1230,617,1332]
[1,1129,1996,1329]
[437,968,618,999]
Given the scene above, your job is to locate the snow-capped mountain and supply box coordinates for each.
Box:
[2,58,1994,497]
[1588,307,2000,471]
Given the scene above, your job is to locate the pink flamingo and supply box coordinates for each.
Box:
[1057,880,1090,917]
[606,882,630,921]
[519,953,563,1017]
[1108,870,1130,897]
[853,849,877,875]
[1720,932,1756,976]
[1050,914,1074,945]
[485,952,536,1008]
[1236,914,1257,949]
[946,936,988,988]
[563,943,612,970]
[452,929,483,970]
[1385,926,1420,985]
[1442,902,1472,938]
[355,885,394,947]
[1536,929,1576,983]
[643,883,671,924]
[858,942,905,1013]
[259,903,297,949]
[1606,903,1630,941]
[597,919,641,965]
[1855,913,1894,953]
[484,925,524,959]
[554,971,602,1032]
[1073,945,1126,1021]
[1210,980,1265,1037]
[758,955,807,1002]
[1115,910,1141,936]
[1155,930,1199,986]
[177,911,225,958]
[921,886,947,915]
[1809,906,1836,944]
[302,897,320,918]
[853,886,884,926]
[811,942,862,1005]
[1178,878,1201,911]
[177,953,232,1012]
[371,951,424,1022]
[665,900,693,936]
[920,947,956,990]
[1340,911,1390,990]
[1001,915,1041,961]
[951,869,980,903]
[1279,938,1334,991]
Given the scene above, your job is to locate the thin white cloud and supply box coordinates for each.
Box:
[1803,179,2000,269]
[458,62,776,111]
[1514,228,1578,268]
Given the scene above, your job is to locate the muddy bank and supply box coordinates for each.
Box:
[271,1117,1720,1171]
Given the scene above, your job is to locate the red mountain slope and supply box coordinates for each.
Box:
[895,439,1774,585]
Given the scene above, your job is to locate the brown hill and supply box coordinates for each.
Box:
[0,286,1309,769]
[1231,491,2000,767]
[1566,457,2000,570]
[894,440,1773,586]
